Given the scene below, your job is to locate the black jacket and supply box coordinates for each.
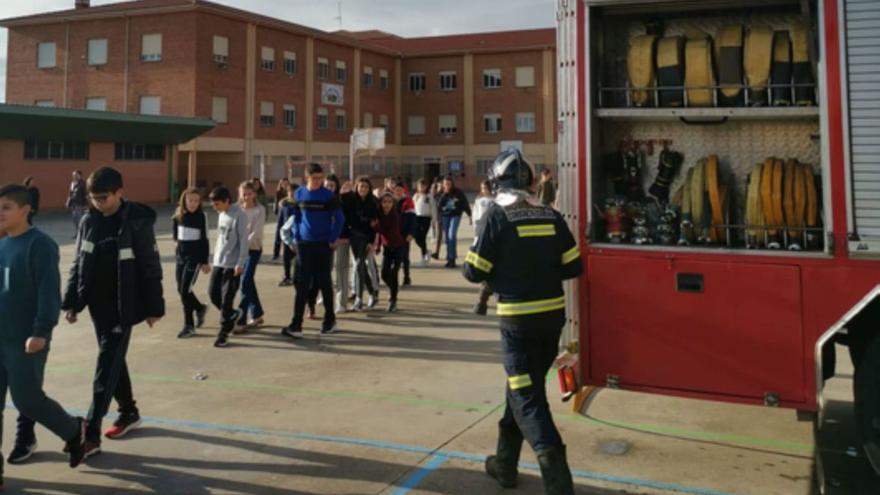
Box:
[62,200,165,326]
[438,189,471,218]
[343,192,379,242]
[172,211,210,264]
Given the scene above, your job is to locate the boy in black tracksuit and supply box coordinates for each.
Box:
[61,167,164,457]
[172,189,210,338]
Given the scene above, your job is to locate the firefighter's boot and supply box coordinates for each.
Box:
[536,445,575,495]
[484,426,522,488]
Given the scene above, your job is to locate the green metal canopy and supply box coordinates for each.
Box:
[0,104,215,144]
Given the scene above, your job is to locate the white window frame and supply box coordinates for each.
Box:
[379,69,389,90]
[363,66,374,88]
[317,107,329,130]
[439,114,457,136]
[87,38,108,66]
[516,112,536,133]
[37,42,56,69]
[85,97,107,111]
[213,35,229,64]
[515,66,535,88]
[483,68,502,89]
[261,46,275,72]
[363,112,374,128]
[318,57,329,80]
[336,60,347,83]
[439,71,457,91]
[409,73,426,93]
[483,113,502,133]
[212,97,228,124]
[408,115,426,136]
[141,34,162,62]
[283,104,296,129]
[260,101,275,127]
[336,109,347,130]
[283,51,297,75]
[139,96,161,115]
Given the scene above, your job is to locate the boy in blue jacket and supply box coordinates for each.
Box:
[0,184,87,482]
[281,163,345,337]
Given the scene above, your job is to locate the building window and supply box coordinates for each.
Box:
[336,60,347,82]
[439,114,457,136]
[516,112,536,133]
[115,143,165,161]
[336,110,347,130]
[409,73,426,92]
[37,42,56,69]
[317,107,329,129]
[85,97,107,111]
[363,112,374,128]
[484,113,502,133]
[318,57,329,80]
[363,66,374,88]
[213,35,229,64]
[379,114,389,130]
[34,100,55,108]
[88,39,108,66]
[141,34,162,62]
[24,140,89,161]
[439,71,457,91]
[408,115,426,135]
[516,66,535,88]
[212,97,228,123]
[483,68,502,89]
[261,46,275,71]
[476,157,495,176]
[139,96,160,115]
[380,69,389,90]
[260,101,274,127]
[283,51,297,75]
[283,104,296,129]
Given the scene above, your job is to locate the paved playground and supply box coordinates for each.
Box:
[2,207,871,494]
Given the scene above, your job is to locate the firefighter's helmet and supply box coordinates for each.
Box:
[488,149,535,191]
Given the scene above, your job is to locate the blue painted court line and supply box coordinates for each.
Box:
[391,455,449,495]
[14,407,735,495]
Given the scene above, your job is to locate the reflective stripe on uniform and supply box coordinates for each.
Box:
[81,240,95,253]
[516,224,556,238]
[119,248,135,261]
[465,251,493,273]
[496,296,566,317]
[508,374,533,390]
[562,246,580,264]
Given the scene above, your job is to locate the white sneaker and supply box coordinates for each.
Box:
[353,298,364,311]
[367,294,378,309]
[335,303,347,314]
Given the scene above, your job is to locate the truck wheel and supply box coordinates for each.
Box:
[854,333,880,475]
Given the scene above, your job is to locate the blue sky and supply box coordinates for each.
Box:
[0,0,556,101]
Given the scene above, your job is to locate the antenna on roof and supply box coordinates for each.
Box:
[334,1,343,30]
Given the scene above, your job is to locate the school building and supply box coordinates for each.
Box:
[0,0,557,199]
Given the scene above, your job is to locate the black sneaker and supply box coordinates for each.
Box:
[105,412,142,439]
[473,303,488,316]
[66,417,86,468]
[281,325,304,339]
[320,319,337,335]
[278,278,293,287]
[195,305,208,328]
[431,253,440,260]
[83,441,101,459]
[177,325,196,339]
[444,260,456,268]
[214,333,230,348]
[7,439,37,464]
[403,277,412,287]
[387,300,398,313]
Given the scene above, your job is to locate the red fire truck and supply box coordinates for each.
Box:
[554,0,880,478]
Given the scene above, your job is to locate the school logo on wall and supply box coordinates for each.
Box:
[321,83,345,106]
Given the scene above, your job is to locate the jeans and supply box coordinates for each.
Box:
[442,215,462,262]
[238,250,264,322]
[71,206,87,233]
[499,311,566,454]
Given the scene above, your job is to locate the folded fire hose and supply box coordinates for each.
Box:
[716,26,744,107]
[744,26,774,106]
[628,34,657,107]
[771,31,793,106]
[685,38,715,107]
[745,162,765,247]
[690,159,707,241]
[792,21,816,105]
[706,155,726,243]
[657,36,686,107]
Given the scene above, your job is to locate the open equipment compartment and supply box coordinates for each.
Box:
[586,0,828,255]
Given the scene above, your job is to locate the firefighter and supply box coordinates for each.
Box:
[463,149,583,494]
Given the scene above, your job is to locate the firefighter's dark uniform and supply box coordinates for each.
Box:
[464,196,582,493]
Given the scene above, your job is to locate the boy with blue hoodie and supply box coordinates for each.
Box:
[0,184,87,482]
